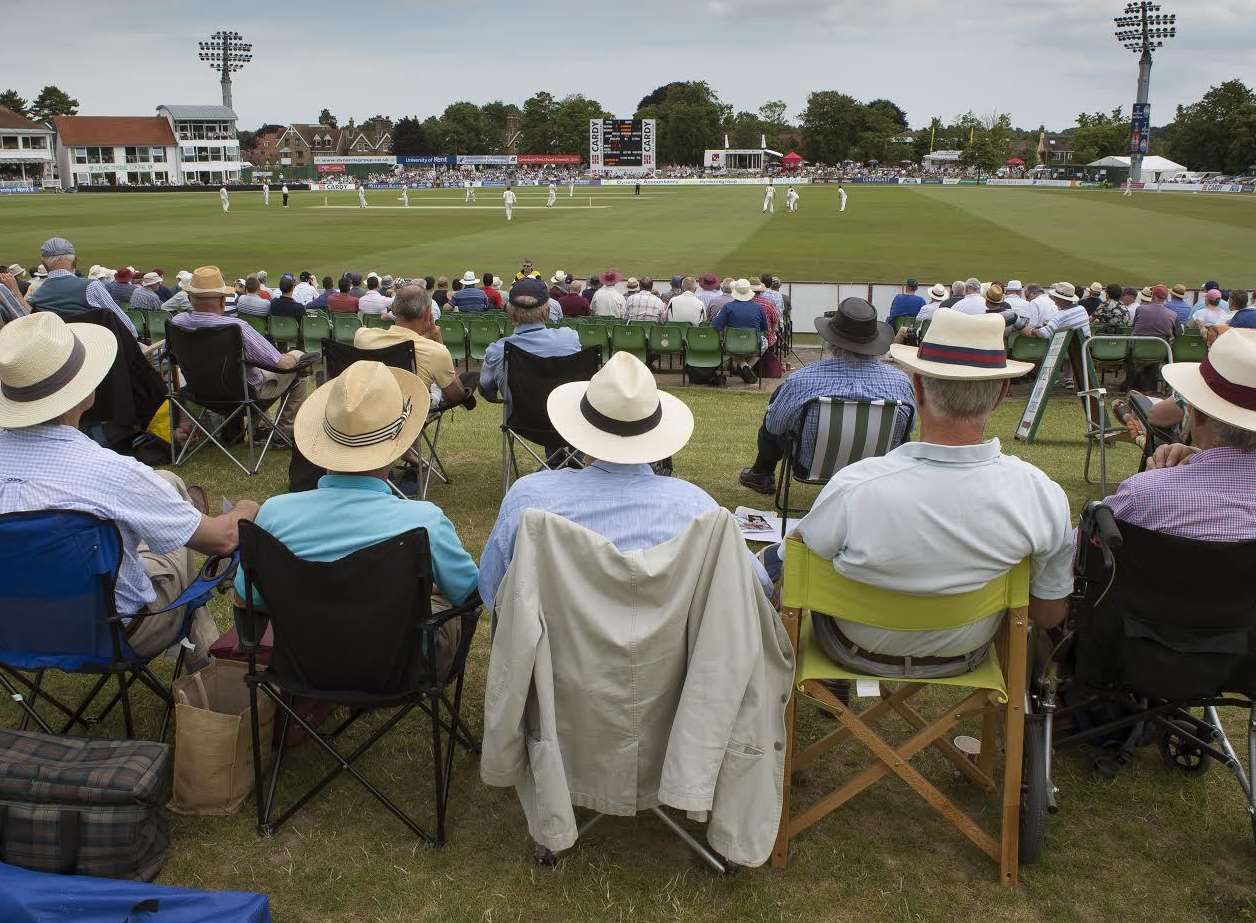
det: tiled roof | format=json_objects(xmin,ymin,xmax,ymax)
[
  {"xmin": 0, "ymin": 106, "xmax": 49, "ymax": 131},
  {"xmin": 54, "ymin": 116, "xmax": 177, "ymax": 146}
]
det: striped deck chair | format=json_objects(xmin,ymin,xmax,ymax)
[{"xmin": 774, "ymin": 398, "xmax": 901, "ymax": 532}]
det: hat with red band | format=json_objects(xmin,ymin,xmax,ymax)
[
  {"xmin": 1161, "ymin": 329, "xmax": 1256, "ymax": 432},
  {"xmin": 889, "ymin": 308, "xmax": 1034, "ymax": 381}
]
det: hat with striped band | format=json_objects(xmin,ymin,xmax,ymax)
[
  {"xmin": 294, "ymin": 361, "xmax": 430, "ymax": 472},
  {"xmin": 889, "ymin": 308, "xmax": 1034, "ymax": 381},
  {"xmin": 1161, "ymin": 328, "xmax": 1256, "ymax": 433}
]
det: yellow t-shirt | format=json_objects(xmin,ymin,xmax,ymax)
[{"xmin": 352, "ymin": 326, "xmax": 456, "ymax": 390}]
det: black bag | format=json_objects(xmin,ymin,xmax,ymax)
[{"xmin": 0, "ymin": 728, "xmax": 171, "ymax": 881}]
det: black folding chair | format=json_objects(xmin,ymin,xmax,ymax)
[
  {"xmin": 499, "ymin": 343, "xmax": 601, "ymax": 492},
  {"xmin": 238, "ymin": 521, "xmax": 481, "ymax": 845},
  {"xmin": 0, "ymin": 510, "xmax": 237, "ymax": 741},
  {"xmin": 321, "ymin": 337, "xmax": 456, "ymax": 499},
  {"xmin": 164, "ymin": 323, "xmax": 316, "ymax": 476}
]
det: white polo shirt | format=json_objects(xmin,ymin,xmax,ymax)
[
  {"xmin": 950, "ymin": 294, "xmax": 988, "ymax": 315},
  {"xmin": 792, "ymin": 439, "xmax": 1073, "ymax": 657},
  {"xmin": 357, "ymin": 290, "xmax": 394, "ymax": 316}
]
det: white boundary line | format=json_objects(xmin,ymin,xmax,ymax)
[{"xmin": 315, "ymin": 204, "xmax": 614, "ymax": 210}]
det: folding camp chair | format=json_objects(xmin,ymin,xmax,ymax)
[
  {"xmin": 238, "ymin": 521, "xmax": 481, "ymax": 845},
  {"xmin": 322, "ymin": 337, "xmax": 455, "ymax": 499},
  {"xmin": 0, "ymin": 510, "xmax": 237, "ymax": 741},
  {"xmin": 499, "ymin": 342, "xmax": 601, "ymax": 492},
  {"xmin": 773, "ymin": 537, "xmax": 1030, "ymax": 887},
  {"xmin": 774, "ymin": 398, "xmax": 902, "ymax": 534},
  {"xmin": 164, "ymin": 323, "xmax": 316, "ymax": 477}
]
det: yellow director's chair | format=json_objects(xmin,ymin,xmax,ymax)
[{"xmin": 772, "ymin": 537, "xmax": 1030, "ymax": 887}]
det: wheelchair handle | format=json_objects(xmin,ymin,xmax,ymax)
[{"xmin": 1093, "ymin": 504, "xmax": 1123, "ymax": 551}]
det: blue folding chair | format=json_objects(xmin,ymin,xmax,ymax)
[{"xmin": 0, "ymin": 511, "xmax": 237, "ymax": 741}]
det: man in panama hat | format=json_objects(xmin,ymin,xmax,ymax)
[{"xmin": 0, "ymin": 311, "xmax": 259, "ymax": 660}]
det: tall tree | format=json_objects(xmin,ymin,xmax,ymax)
[
  {"xmin": 1163, "ymin": 79, "xmax": 1256, "ymax": 173},
  {"xmin": 29, "ymin": 85, "xmax": 78, "ymax": 122},
  {"xmin": 634, "ymin": 81, "xmax": 725, "ymax": 165},
  {"xmin": 959, "ymin": 112, "xmax": 1013, "ymax": 177},
  {"xmin": 0, "ymin": 90, "xmax": 28, "ymax": 116},
  {"xmin": 318, "ymin": 108, "xmax": 338, "ymax": 128},
  {"xmin": 434, "ymin": 101, "xmax": 491, "ymax": 154},
  {"xmin": 552, "ymin": 95, "xmax": 610, "ymax": 155},
  {"xmin": 799, "ymin": 91, "xmax": 864, "ymax": 164},
  {"xmin": 520, "ymin": 91, "xmax": 558, "ymax": 153},
  {"xmin": 1070, "ymin": 108, "xmax": 1128, "ymax": 166},
  {"xmin": 866, "ymin": 98, "xmax": 909, "ymax": 130},
  {"xmin": 391, "ymin": 116, "xmax": 432, "ymax": 156}
]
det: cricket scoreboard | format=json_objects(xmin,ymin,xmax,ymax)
[{"xmin": 588, "ymin": 119, "xmax": 656, "ymax": 174}]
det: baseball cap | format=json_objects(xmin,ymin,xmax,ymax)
[
  {"xmin": 671, "ymin": 275, "xmax": 684, "ymax": 288},
  {"xmin": 1206, "ymin": 288, "xmax": 1223, "ymax": 302},
  {"xmin": 508, "ymin": 277, "xmax": 550, "ymax": 307},
  {"xmin": 40, "ymin": 237, "xmax": 74, "ymax": 259},
  {"xmin": 905, "ymin": 278, "xmax": 918, "ymax": 287}
]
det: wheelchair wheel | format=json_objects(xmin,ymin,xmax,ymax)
[
  {"xmin": 1019, "ymin": 714, "xmax": 1049, "ymax": 864},
  {"xmin": 1159, "ymin": 720, "xmax": 1213, "ymax": 777}
]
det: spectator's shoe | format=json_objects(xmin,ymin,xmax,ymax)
[
  {"xmin": 738, "ymin": 364, "xmax": 758, "ymax": 385},
  {"xmin": 738, "ymin": 468, "xmax": 775, "ymax": 495}
]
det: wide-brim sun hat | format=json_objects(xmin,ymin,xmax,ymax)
[
  {"xmin": 600, "ymin": 270, "xmax": 623, "ymax": 286},
  {"xmin": 815, "ymin": 297, "xmax": 894, "ymax": 356},
  {"xmin": 731, "ymin": 278, "xmax": 755, "ymax": 301},
  {"xmin": 0, "ymin": 312, "xmax": 117, "ymax": 428},
  {"xmin": 547, "ymin": 351, "xmax": 694, "ymax": 465},
  {"xmin": 184, "ymin": 265, "xmax": 236, "ymax": 296},
  {"xmin": 889, "ymin": 309, "xmax": 1034, "ymax": 381},
  {"xmin": 929, "ymin": 283, "xmax": 949, "ymax": 300},
  {"xmin": 460, "ymin": 271, "xmax": 478, "ymax": 286},
  {"xmin": 1047, "ymin": 281, "xmax": 1080, "ymax": 304},
  {"xmin": 1161, "ymin": 329, "xmax": 1256, "ymax": 433},
  {"xmin": 294, "ymin": 361, "xmax": 431, "ymax": 473},
  {"xmin": 550, "ymin": 271, "xmax": 566, "ymax": 286}
]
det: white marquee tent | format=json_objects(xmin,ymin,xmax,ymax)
[{"xmin": 1087, "ymin": 155, "xmax": 1187, "ymax": 181}]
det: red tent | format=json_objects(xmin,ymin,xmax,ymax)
[
  {"xmin": 781, "ymin": 151, "xmax": 805, "ymax": 170},
  {"xmin": 1005, "ymin": 157, "xmax": 1025, "ymax": 166}
]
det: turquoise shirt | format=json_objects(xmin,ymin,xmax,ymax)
[{"xmin": 234, "ymin": 475, "xmax": 479, "ymax": 609}]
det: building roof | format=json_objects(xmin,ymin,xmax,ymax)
[
  {"xmin": 0, "ymin": 106, "xmax": 51, "ymax": 132},
  {"xmin": 54, "ymin": 116, "xmax": 177, "ymax": 146},
  {"xmin": 157, "ymin": 104, "xmax": 237, "ymax": 121}
]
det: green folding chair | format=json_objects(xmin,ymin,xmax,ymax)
[
  {"xmin": 648, "ymin": 324, "xmax": 686, "ymax": 370},
  {"xmin": 438, "ymin": 316, "xmax": 469, "ymax": 369},
  {"xmin": 723, "ymin": 326, "xmax": 763, "ymax": 389},
  {"xmin": 682, "ymin": 326, "xmax": 723, "ymax": 384},
  {"xmin": 1171, "ymin": 333, "xmax": 1207, "ymax": 363},
  {"xmin": 468, "ymin": 316, "xmax": 503, "ymax": 363},
  {"xmin": 331, "ymin": 312, "xmax": 362, "ymax": 344},
  {"xmin": 610, "ymin": 324, "xmax": 648, "ymax": 363},
  {"xmin": 268, "ymin": 315, "xmax": 301, "ymax": 349},
  {"xmin": 300, "ymin": 311, "xmax": 331, "ymax": 354}
]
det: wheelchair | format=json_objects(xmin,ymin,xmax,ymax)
[{"xmin": 1019, "ymin": 501, "xmax": 1256, "ymax": 863}]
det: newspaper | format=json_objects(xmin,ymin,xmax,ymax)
[{"xmin": 733, "ymin": 506, "xmax": 793, "ymax": 544}]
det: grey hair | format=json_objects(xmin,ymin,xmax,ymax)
[
  {"xmin": 920, "ymin": 376, "xmax": 1005, "ymax": 422},
  {"xmin": 827, "ymin": 345, "xmax": 878, "ymax": 362},
  {"xmin": 681, "ymin": 276, "xmax": 697, "ymax": 292},
  {"xmin": 721, "ymin": 277, "xmax": 734, "ymax": 294},
  {"xmin": 951, "ymin": 280, "xmax": 965, "ymax": 296},
  {"xmin": 1211, "ymin": 419, "xmax": 1256, "ymax": 453},
  {"xmin": 964, "ymin": 277, "xmax": 981, "ymax": 294},
  {"xmin": 1025, "ymin": 283, "xmax": 1044, "ymax": 297},
  {"xmin": 390, "ymin": 284, "xmax": 431, "ymax": 321}
]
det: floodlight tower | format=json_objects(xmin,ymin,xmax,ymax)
[
  {"xmin": 1114, "ymin": 3, "xmax": 1176, "ymax": 187},
  {"xmin": 198, "ymin": 30, "xmax": 253, "ymax": 111}
]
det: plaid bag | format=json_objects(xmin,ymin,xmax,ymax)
[{"xmin": 0, "ymin": 727, "xmax": 170, "ymax": 881}]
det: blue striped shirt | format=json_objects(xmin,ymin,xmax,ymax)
[
  {"xmin": 764, "ymin": 356, "xmax": 916, "ymax": 469},
  {"xmin": 478, "ymin": 462, "xmax": 772, "ymax": 611}
]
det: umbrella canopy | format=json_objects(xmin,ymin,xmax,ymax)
[
  {"xmin": 780, "ymin": 151, "xmax": 805, "ymax": 170},
  {"xmin": 1006, "ymin": 157, "xmax": 1025, "ymax": 165}
]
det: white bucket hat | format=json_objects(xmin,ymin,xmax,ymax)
[
  {"xmin": 1005, "ymin": 280, "xmax": 1023, "ymax": 293},
  {"xmin": 294, "ymin": 361, "xmax": 431, "ymax": 473},
  {"xmin": 460, "ymin": 270, "xmax": 478, "ymax": 286},
  {"xmin": 550, "ymin": 270, "xmax": 567, "ymax": 286},
  {"xmin": 547, "ymin": 352, "xmax": 694, "ymax": 464},
  {"xmin": 889, "ymin": 309, "xmax": 1034, "ymax": 381},
  {"xmin": 731, "ymin": 278, "xmax": 755, "ymax": 302},
  {"xmin": 1047, "ymin": 281, "xmax": 1080, "ymax": 304},
  {"xmin": 0, "ymin": 312, "xmax": 117, "ymax": 428},
  {"xmin": 1161, "ymin": 329, "xmax": 1256, "ymax": 433}
]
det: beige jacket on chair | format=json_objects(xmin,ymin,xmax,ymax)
[{"xmin": 480, "ymin": 508, "xmax": 794, "ymax": 867}]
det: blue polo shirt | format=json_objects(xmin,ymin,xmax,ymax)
[
  {"xmin": 711, "ymin": 299, "xmax": 767, "ymax": 334},
  {"xmin": 1166, "ymin": 297, "xmax": 1193, "ymax": 326},
  {"xmin": 1228, "ymin": 309, "xmax": 1256, "ymax": 329},
  {"xmin": 234, "ymin": 475, "xmax": 479, "ymax": 609},
  {"xmin": 887, "ymin": 293, "xmax": 926, "ymax": 321},
  {"xmin": 450, "ymin": 287, "xmax": 491, "ymax": 312}
]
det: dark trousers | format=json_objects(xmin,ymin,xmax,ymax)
[
  {"xmin": 282, "ymin": 194, "xmax": 289, "ymax": 207},
  {"xmin": 751, "ymin": 423, "xmax": 787, "ymax": 474}
]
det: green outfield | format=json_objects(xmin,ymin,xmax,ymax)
[{"xmin": 2, "ymin": 184, "xmax": 1254, "ymax": 287}]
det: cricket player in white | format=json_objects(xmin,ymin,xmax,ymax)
[
  {"xmin": 838, "ymin": 183, "xmax": 848, "ymax": 212},
  {"xmin": 762, "ymin": 183, "xmax": 775, "ymax": 214},
  {"xmin": 400, "ymin": 186, "xmax": 409, "ymax": 207},
  {"xmin": 465, "ymin": 180, "xmax": 476, "ymax": 204},
  {"xmin": 786, "ymin": 186, "xmax": 799, "ymax": 213},
  {"xmin": 546, "ymin": 183, "xmax": 557, "ymax": 208},
  {"xmin": 281, "ymin": 184, "xmax": 289, "ymax": 207},
  {"xmin": 220, "ymin": 186, "xmax": 230, "ymax": 213},
  {"xmin": 262, "ymin": 182, "xmax": 270, "ymax": 206},
  {"xmin": 503, "ymin": 186, "xmax": 516, "ymax": 221},
  {"xmin": 358, "ymin": 184, "xmax": 367, "ymax": 208},
  {"xmin": 568, "ymin": 178, "xmax": 575, "ymax": 197},
  {"xmin": 1123, "ymin": 182, "xmax": 1133, "ymax": 198}
]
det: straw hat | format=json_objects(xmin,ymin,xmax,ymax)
[
  {"xmin": 928, "ymin": 283, "xmax": 948, "ymax": 301},
  {"xmin": 1137, "ymin": 286, "xmax": 1153, "ymax": 303},
  {"xmin": 0, "ymin": 312, "xmax": 117, "ymax": 428},
  {"xmin": 550, "ymin": 270, "xmax": 567, "ymax": 286},
  {"xmin": 889, "ymin": 309, "xmax": 1034, "ymax": 381},
  {"xmin": 294, "ymin": 361, "xmax": 431, "ymax": 472},
  {"xmin": 1171, "ymin": 283, "xmax": 1188, "ymax": 299},
  {"xmin": 1087, "ymin": 282, "xmax": 1104, "ymax": 297},
  {"xmin": 1047, "ymin": 282, "xmax": 1079, "ymax": 304},
  {"xmin": 460, "ymin": 270, "xmax": 478, "ymax": 286},
  {"xmin": 730, "ymin": 278, "xmax": 755, "ymax": 302},
  {"xmin": 547, "ymin": 352, "xmax": 694, "ymax": 464},
  {"xmin": 625, "ymin": 277, "xmax": 641, "ymax": 292},
  {"xmin": 985, "ymin": 283, "xmax": 1005, "ymax": 306},
  {"xmin": 1161, "ymin": 329, "xmax": 1256, "ymax": 433},
  {"xmin": 184, "ymin": 265, "xmax": 235, "ymax": 296}
]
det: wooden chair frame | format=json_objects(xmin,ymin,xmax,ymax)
[{"xmin": 772, "ymin": 548, "xmax": 1030, "ymax": 888}]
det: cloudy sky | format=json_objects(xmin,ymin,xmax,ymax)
[{"xmin": 4, "ymin": 0, "xmax": 1250, "ymax": 131}]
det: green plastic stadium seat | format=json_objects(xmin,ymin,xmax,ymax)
[
  {"xmin": 1089, "ymin": 338, "xmax": 1128, "ymax": 362},
  {"xmin": 1131, "ymin": 338, "xmax": 1171, "ymax": 364},
  {"xmin": 610, "ymin": 324, "xmax": 649, "ymax": 363},
  {"xmin": 241, "ymin": 314, "xmax": 269, "ymax": 337},
  {"xmin": 300, "ymin": 311, "xmax": 331, "ymax": 354},
  {"xmin": 893, "ymin": 316, "xmax": 918, "ymax": 331},
  {"xmin": 468, "ymin": 316, "xmax": 503, "ymax": 362},
  {"xmin": 124, "ymin": 307, "xmax": 147, "ymax": 340},
  {"xmin": 722, "ymin": 327, "xmax": 763, "ymax": 389},
  {"xmin": 268, "ymin": 315, "xmax": 300, "ymax": 347},
  {"xmin": 576, "ymin": 323, "xmax": 610, "ymax": 355},
  {"xmin": 648, "ymin": 324, "xmax": 686, "ymax": 369},
  {"xmin": 144, "ymin": 309, "xmax": 172, "ymax": 343},
  {"xmin": 437, "ymin": 316, "xmax": 468, "ymax": 368},
  {"xmin": 682, "ymin": 326, "xmax": 723, "ymax": 384},
  {"xmin": 1171, "ymin": 333, "xmax": 1207, "ymax": 363},
  {"xmin": 331, "ymin": 312, "xmax": 363, "ymax": 344},
  {"xmin": 1009, "ymin": 334, "xmax": 1049, "ymax": 364}
]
